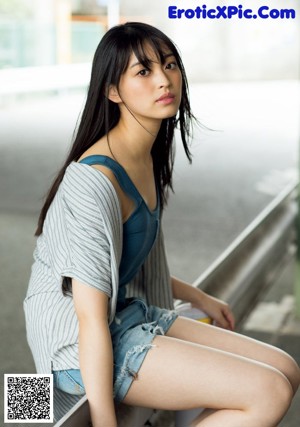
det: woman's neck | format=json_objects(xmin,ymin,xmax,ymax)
[{"xmin": 108, "ymin": 112, "xmax": 162, "ymax": 165}]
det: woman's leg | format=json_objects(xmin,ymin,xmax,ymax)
[
  {"xmin": 123, "ymin": 334, "xmax": 293, "ymax": 427},
  {"xmin": 167, "ymin": 317, "xmax": 300, "ymax": 395}
]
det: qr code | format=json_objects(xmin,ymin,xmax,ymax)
[{"xmin": 4, "ymin": 374, "xmax": 53, "ymax": 423}]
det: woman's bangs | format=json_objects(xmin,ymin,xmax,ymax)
[{"xmin": 130, "ymin": 36, "xmax": 175, "ymax": 69}]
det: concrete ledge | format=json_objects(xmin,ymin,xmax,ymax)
[
  {"xmin": 54, "ymin": 394, "xmax": 154, "ymax": 427},
  {"xmin": 243, "ymin": 295, "xmax": 295, "ymax": 333}
]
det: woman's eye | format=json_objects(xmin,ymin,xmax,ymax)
[
  {"xmin": 166, "ymin": 62, "xmax": 177, "ymax": 70},
  {"xmin": 138, "ymin": 69, "xmax": 150, "ymax": 76}
]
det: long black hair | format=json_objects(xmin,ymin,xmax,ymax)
[{"xmin": 35, "ymin": 22, "xmax": 195, "ymax": 236}]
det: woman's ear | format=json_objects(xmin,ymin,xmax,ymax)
[{"xmin": 107, "ymin": 85, "xmax": 122, "ymax": 104}]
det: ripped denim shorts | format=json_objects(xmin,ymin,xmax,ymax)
[{"xmin": 52, "ymin": 297, "xmax": 178, "ymax": 402}]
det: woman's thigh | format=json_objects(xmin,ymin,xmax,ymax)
[
  {"xmin": 166, "ymin": 316, "xmax": 300, "ymax": 394},
  {"xmin": 123, "ymin": 333, "xmax": 291, "ymax": 415}
]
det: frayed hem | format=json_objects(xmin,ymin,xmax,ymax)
[
  {"xmin": 113, "ymin": 343, "xmax": 155, "ymax": 397},
  {"xmin": 161, "ymin": 310, "xmax": 177, "ymax": 323}
]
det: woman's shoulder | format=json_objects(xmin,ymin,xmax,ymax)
[
  {"xmin": 60, "ymin": 162, "xmax": 122, "ymax": 231},
  {"xmin": 61, "ymin": 162, "xmax": 119, "ymax": 218},
  {"xmin": 64, "ymin": 161, "xmax": 117, "ymax": 198}
]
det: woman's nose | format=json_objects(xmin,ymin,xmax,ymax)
[{"xmin": 157, "ymin": 70, "xmax": 171, "ymax": 88}]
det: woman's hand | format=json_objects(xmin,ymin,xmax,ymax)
[
  {"xmin": 171, "ymin": 276, "xmax": 235, "ymax": 331},
  {"xmin": 193, "ymin": 293, "xmax": 235, "ymax": 331}
]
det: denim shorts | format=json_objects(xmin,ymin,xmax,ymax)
[{"xmin": 53, "ymin": 298, "xmax": 178, "ymax": 402}]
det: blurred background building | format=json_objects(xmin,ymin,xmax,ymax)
[{"xmin": 0, "ymin": 0, "xmax": 298, "ymax": 81}]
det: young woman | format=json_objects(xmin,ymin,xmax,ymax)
[{"xmin": 24, "ymin": 22, "xmax": 299, "ymax": 427}]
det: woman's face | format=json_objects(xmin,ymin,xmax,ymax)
[{"xmin": 116, "ymin": 45, "xmax": 182, "ymax": 123}]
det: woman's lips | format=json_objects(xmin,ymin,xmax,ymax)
[{"xmin": 156, "ymin": 93, "xmax": 175, "ymax": 105}]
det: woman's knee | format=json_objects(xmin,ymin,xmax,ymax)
[
  {"xmin": 251, "ymin": 368, "xmax": 293, "ymax": 425},
  {"xmin": 273, "ymin": 347, "xmax": 300, "ymax": 394},
  {"xmin": 283, "ymin": 353, "xmax": 300, "ymax": 394}
]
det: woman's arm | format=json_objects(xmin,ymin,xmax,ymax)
[
  {"xmin": 72, "ymin": 279, "xmax": 117, "ymax": 427},
  {"xmin": 171, "ymin": 276, "xmax": 235, "ymax": 331}
]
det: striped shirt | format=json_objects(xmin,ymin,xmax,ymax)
[{"xmin": 23, "ymin": 162, "xmax": 174, "ymax": 376}]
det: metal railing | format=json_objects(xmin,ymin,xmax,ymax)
[{"xmin": 194, "ymin": 180, "xmax": 297, "ymax": 323}]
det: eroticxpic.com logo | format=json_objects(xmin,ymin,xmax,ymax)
[{"xmin": 167, "ymin": 1, "xmax": 297, "ymax": 20}]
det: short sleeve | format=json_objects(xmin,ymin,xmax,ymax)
[{"xmin": 61, "ymin": 166, "xmax": 114, "ymax": 298}]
